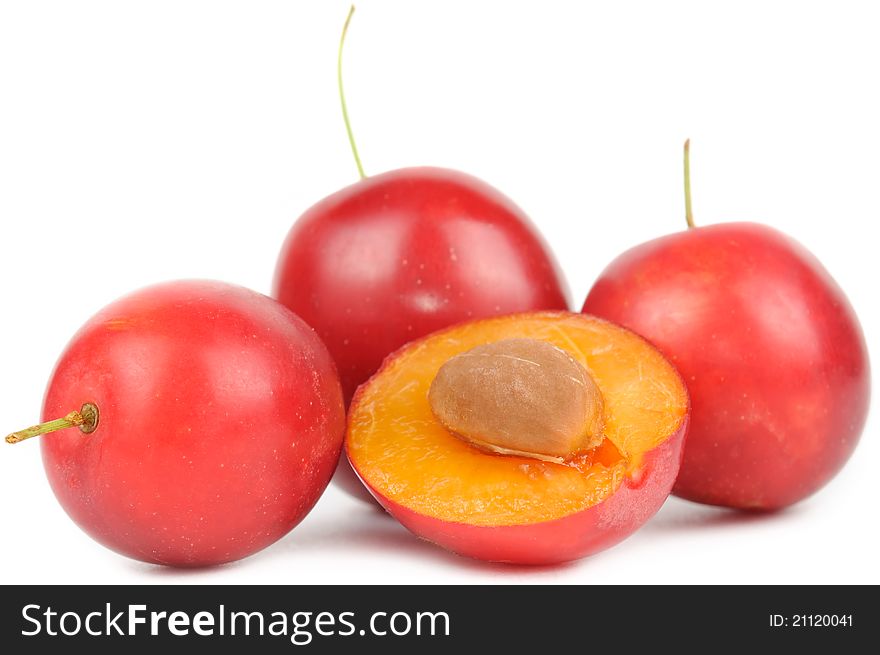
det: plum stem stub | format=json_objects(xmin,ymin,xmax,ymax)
[
  {"xmin": 684, "ymin": 138, "xmax": 696, "ymax": 229},
  {"xmin": 5, "ymin": 403, "xmax": 99, "ymax": 445}
]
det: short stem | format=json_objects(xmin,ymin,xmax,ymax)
[
  {"xmin": 5, "ymin": 403, "xmax": 99, "ymax": 445},
  {"xmin": 684, "ymin": 138, "xmax": 695, "ymax": 229},
  {"xmin": 339, "ymin": 5, "xmax": 366, "ymax": 180}
]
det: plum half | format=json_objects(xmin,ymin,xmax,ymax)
[{"xmin": 346, "ymin": 312, "xmax": 689, "ymax": 565}]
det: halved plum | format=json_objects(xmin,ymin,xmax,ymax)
[{"xmin": 346, "ymin": 312, "xmax": 689, "ymax": 565}]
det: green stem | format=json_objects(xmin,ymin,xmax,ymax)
[
  {"xmin": 684, "ymin": 138, "xmax": 695, "ymax": 229},
  {"xmin": 339, "ymin": 5, "xmax": 366, "ymax": 179},
  {"xmin": 5, "ymin": 403, "xmax": 99, "ymax": 445}
]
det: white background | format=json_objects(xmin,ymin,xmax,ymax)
[{"xmin": 1, "ymin": 0, "xmax": 877, "ymax": 584}]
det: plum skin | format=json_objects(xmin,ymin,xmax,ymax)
[
  {"xmin": 583, "ymin": 222, "xmax": 870, "ymax": 510},
  {"xmin": 273, "ymin": 166, "xmax": 569, "ymax": 405},
  {"xmin": 41, "ymin": 280, "xmax": 346, "ymax": 566}
]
